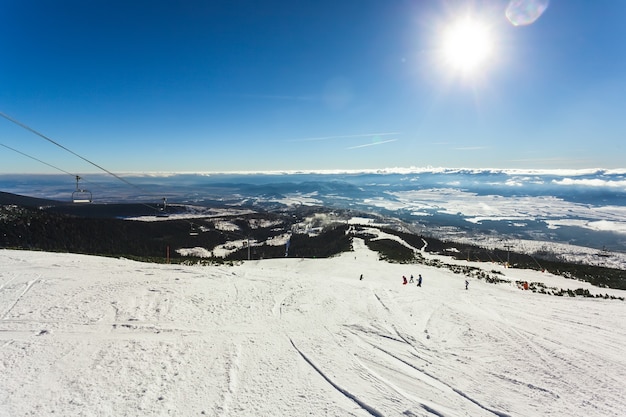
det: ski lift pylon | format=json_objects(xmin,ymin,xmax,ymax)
[{"xmin": 72, "ymin": 175, "xmax": 92, "ymax": 203}]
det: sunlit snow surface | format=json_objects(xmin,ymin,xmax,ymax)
[{"xmin": 1, "ymin": 237, "xmax": 625, "ymax": 416}]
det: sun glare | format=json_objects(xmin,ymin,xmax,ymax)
[{"xmin": 441, "ymin": 18, "xmax": 493, "ymax": 75}]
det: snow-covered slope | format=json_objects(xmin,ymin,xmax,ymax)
[{"xmin": 1, "ymin": 242, "xmax": 625, "ymax": 416}]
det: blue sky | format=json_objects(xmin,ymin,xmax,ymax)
[{"xmin": 1, "ymin": 0, "xmax": 625, "ymax": 174}]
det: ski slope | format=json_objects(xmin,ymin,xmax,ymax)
[{"xmin": 1, "ymin": 240, "xmax": 625, "ymax": 416}]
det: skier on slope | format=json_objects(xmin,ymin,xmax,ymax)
[
  {"xmin": 465, "ymin": 279, "xmax": 469, "ymax": 290},
  {"xmin": 402, "ymin": 275, "xmax": 408, "ymax": 285},
  {"xmin": 409, "ymin": 274, "xmax": 414, "ymax": 283},
  {"xmin": 417, "ymin": 274, "xmax": 422, "ymax": 287}
]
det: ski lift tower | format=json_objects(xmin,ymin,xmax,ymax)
[{"xmin": 503, "ymin": 243, "xmax": 513, "ymax": 268}]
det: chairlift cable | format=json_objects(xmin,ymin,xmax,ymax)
[
  {"xmin": 0, "ymin": 142, "xmax": 77, "ymax": 177},
  {"xmin": 0, "ymin": 141, "xmax": 104, "ymax": 193},
  {"xmin": 1, "ymin": 118, "xmax": 209, "ymax": 242},
  {"xmin": 1, "ymin": 111, "xmax": 140, "ymax": 191},
  {"xmin": 2, "ymin": 136, "xmax": 238, "ymax": 247},
  {"xmin": 0, "ymin": 111, "xmax": 169, "ymax": 212},
  {"xmin": 1, "ymin": 128, "xmax": 186, "ymax": 219},
  {"xmin": 528, "ymin": 252, "xmax": 544, "ymax": 271},
  {"xmin": 0, "ymin": 113, "xmax": 222, "ymax": 235}
]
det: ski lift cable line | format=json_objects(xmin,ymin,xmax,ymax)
[
  {"xmin": 0, "ymin": 111, "xmax": 138, "ymax": 191},
  {"xmin": 0, "ymin": 121, "xmax": 211, "ymax": 234},
  {"xmin": 1, "ymin": 141, "xmax": 119, "ymax": 205},
  {"xmin": 1, "ymin": 136, "xmax": 202, "ymax": 227},
  {"xmin": 1, "ymin": 141, "xmax": 131, "ymax": 203},
  {"xmin": 0, "ymin": 121, "xmax": 210, "ymax": 233},
  {"xmin": 0, "ymin": 112, "xmax": 167, "ymax": 213},
  {"xmin": 0, "ymin": 142, "xmax": 77, "ymax": 177},
  {"xmin": 1, "ymin": 136, "xmax": 233, "ymax": 239},
  {"xmin": 0, "ymin": 112, "xmax": 166, "ymax": 199}
]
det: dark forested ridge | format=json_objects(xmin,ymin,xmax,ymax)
[
  {"xmin": 2, "ymin": 191, "xmax": 625, "ymax": 290},
  {"xmin": 0, "ymin": 191, "xmax": 59, "ymax": 207}
]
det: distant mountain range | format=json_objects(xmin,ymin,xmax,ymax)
[
  {"xmin": 2, "ymin": 187, "xmax": 626, "ymax": 289},
  {"xmin": 2, "ymin": 170, "xmax": 625, "ymax": 253}
]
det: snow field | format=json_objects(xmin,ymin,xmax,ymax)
[{"xmin": 1, "ymin": 240, "xmax": 625, "ymax": 416}]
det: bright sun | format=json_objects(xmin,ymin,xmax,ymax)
[{"xmin": 441, "ymin": 18, "xmax": 493, "ymax": 75}]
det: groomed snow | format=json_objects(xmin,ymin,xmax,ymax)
[{"xmin": 1, "ymin": 242, "xmax": 625, "ymax": 416}]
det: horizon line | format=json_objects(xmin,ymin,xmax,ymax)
[{"xmin": 2, "ymin": 166, "xmax": 626, "ymax": 177}]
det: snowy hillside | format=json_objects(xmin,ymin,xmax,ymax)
[{"xmin": 1, "ymin": 239, "xmax": 625, "ymax": 416}]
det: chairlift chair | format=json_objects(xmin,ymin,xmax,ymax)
[
  {"xmin": 72, "ymin": 175, "xmax": 92, "ymax": 203},
  {"xmin": 156, "ymin": 197, "xmax": 169, "ymax": 217}
]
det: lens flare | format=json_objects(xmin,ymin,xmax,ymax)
[{"xmin": 505, "ymin": 0, "xmax": 549, "ymax": 26}]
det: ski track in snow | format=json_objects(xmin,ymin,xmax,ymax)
[
  {"xmin": 346, "ymin": 314, "xmax": 510, "ymax": 416},
  {"xmin": 1, "ymin": 273, "xmax": 41, "ymax": 320},
  {"xmin": 1, "ymin": 238, "xmax": 626, "ymax": 416},
  {"xmin": 289, "ymin": 338, "xmax": 384, "ymax": 417}
]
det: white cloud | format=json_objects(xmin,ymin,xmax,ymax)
[{"xmin": 553, "ymin": 178, "xmax": 626, "ymax": 189}]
